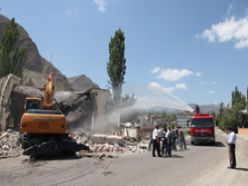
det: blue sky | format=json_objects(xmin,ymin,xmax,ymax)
[{"xmin": 1, "ymin": 0, "xmax": 248, "ymax": 108}]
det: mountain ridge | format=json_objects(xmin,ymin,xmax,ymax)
[{"xmin": 0, "ymin": 14, "xmax": 97, "ymax": 92}]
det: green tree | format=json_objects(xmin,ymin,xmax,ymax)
[
  {"xmin": 161, "ymin": 111, "xmax": 176, "ymax": 123},
  {"xmin": 121, "ymin": 93, "xmax": 136, "ymax": 107},
  {"xmin": 0, "ymin": 18, "xmax": 26, "ymax": 78},
  {"xmin": 161, "ymin": 111, "xmax": 167, "ymax": 119},
  {"xmin": 246, "ymin": 87, "xmax": 248, "ymax": 111},
  {"xmin": 221, "ymin": 87, "xmax": 247, "ymax": 131},
  {"xmin": 219, "ymin": 102, "xmax": 224, "ymax": 117},
  {"xmin": 231, "ymin": 86, "xmax": 246, "ymax": 110},
  {"xmin": 107, "ymin": 29, "xmax": 126, "ymax": 104}
]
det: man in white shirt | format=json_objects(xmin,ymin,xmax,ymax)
[
  {"xmin": 152, "ymin": 125, "xmax": 161, "ymax": 157},
  {"xmin": 227, "ymin": 127, "xmax": 237, "ymax": 169}
]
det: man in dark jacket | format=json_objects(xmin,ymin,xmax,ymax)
[{"xmin": 165, "ymin": 126, "xmax": 172, "ymax": 157}]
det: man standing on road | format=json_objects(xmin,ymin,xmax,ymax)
[
  {"xmin": 178, "ymin": 126, "xmax": 187, "ymax": 150},
  {"xmin": 165, "ymin": 126, "xmax": 172, "ymax": 157},
  {"xmin": 171, "ymin": 126, "xmax": 177, "ymax": 151},
  {"xmin": 161, "ymin": 127, "xmax": 167, "ymax": 156},
  {"xmin": 227, "ymin": 127, "xmax": 237, "ymax": 169},
  {"xmin": 152, "ymin": 125, "xmax": 161, "ymax": 157}
]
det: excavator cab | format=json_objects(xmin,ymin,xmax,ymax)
[{"xmin": 24, "ymin": 97, "xmax": 42, "ymax": 112}]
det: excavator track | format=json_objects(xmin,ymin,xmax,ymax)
[{"xmin": 21, "ymin": 134, "xmax": 89, "ymax": 158}]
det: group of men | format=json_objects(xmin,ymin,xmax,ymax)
[
  {"xmin": 150, "ymin": 123, "xmax": 238, "ymax": 168},
  {"xmin": 151, "ymin": 125, "xmax": 187, "ymax": 157}
]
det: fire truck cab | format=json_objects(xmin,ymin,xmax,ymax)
[{"xmin": 190, "ymin": 113, "xmax": 215, "ymax": 145}]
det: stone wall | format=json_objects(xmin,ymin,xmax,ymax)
[{"xmin": 238, "ymin": 128, "xmax": 248, "ymax": 135}]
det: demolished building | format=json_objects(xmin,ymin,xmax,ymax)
[{"xmin": 0, "ymin": 73, "xmax": 111, "ymax": 132}]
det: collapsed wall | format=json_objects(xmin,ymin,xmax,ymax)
[
  {"xmin": 0, "ymin": 74, "xmax": 21, "ymax": 131},
  {"xmin": 54, "ymin": 91, "xmax": 94, "ymax": 131},
  {"xmin": 90, "ymin": 88, "xmax": 112, "ymax": 133}
]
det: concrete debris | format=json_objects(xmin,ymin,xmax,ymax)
[
  {"xmin": 89, "ymin": 143, "xmax": 126, "ymax": 153},
  {"xmin": 0, "ymin": 131, "xmax": 149, "ymax": 159},
  {"xmin": 138, "ymin": 140, "xmax": 149, "ymax": 149},
  {"xmin": 90, "ymin": 134, "xmax": 126, "ymax": 146},
  {"xmin": 0, "ymin": 131, "xmax": 22, "ymax": 158},
  {"xmin": 76, "ymin": 134, "xmax": 149, "ymax": 159},
  {"xmin": 69, "ymin": 132, "xmax": 90, "ymax": 145}
]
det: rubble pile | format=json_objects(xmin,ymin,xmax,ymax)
[
  {"xmin": 75, "ymin": 133, "xmax": 149, "ymax": 159},
  {"xmin": 78, "ymin": 142, "xmax": 148, "ymax": 159},
  {"xmin": 0, "ymin": 131, "xmax": 22, "ymax": 158},
  {"xmin": 90, "ymin": 134, "xmax": 126, "ymax": 145},
  {"xmin": 89, "ymin": 143, "xmax": 126, "ymax": 153},
  {"xmin": 0, "ymin": 131, "xmax": 149, "ymax": 159},
  {"xmin": 88, "ymin": 139, "xmax": 148, "ymax": 154},
  {"xmin": 124, "ymin": 140, "xmax": 149, "ymax": 154}
]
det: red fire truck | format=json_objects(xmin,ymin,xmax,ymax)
[{"xmin": 190, "ymin": 113, "xmax": 215, "ymax": 145}]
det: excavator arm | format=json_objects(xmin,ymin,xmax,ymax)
[{"xmin": 42, "ymin": 73, "xmax": 54, "ymax": 110}]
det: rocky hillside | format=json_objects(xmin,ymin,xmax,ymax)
[{"xmin": 0, "ymin": 15, "xmax": 98, "ymax": 91}]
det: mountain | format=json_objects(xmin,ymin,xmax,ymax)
[
  {"xmin": 189, "ymin": 103, "xmax": 220, "ymax": 114},
  {"xmin": 0, "ymin": 14, "xmax": 72, "ymax": 91}
]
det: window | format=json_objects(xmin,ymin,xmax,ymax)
[{"xmin": 191, "ymin": 118, "xmax": 214, "ymax": 128}]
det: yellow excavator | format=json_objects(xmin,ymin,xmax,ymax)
[{"xmin": 20, "ymin": 73, "xmax": 89, "ymax": 157}]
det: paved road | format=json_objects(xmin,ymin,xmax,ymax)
[{"xmin": 0, "ymin": 129, "xmax": 247, "ymax": 186}]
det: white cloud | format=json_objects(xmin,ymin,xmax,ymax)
[
  {"xmin": 94, "ymin": 0, "xmax": 108, "ymax": 12},
  {"xmin": 235, "ymin": 38, "xmax": 248, "ymax": 48},
  {"xmin": 227, "ymin": 1, "xmax": 236, "ymax": 17},
  {"xmin": 151, "ymin": 68, "xmax": 201, "ymax": 81},
  {"xmin": 148, "ymin": 82, "xmax": 174, "ymax": 94},
  {"xmin": 200, "ymin": 15, "xmax": 248, "ymax": 48},
  {"xmin": 175, "ymin": 83, "xmax": 187, "ymax": 90},
  {"xmin": 151, "ymin": 67, "xmax": 161, "ymax": 73},
  {"xmin": 160, "ymin": 69, "xmax": 193, "ymax": 81},
  {"xmin": 148, "ymin": 82, "xmax": 188, "ymax": 95},
  {"xmin": 208, "ymin": 90, "xmax": 215, "ymax": 94}
]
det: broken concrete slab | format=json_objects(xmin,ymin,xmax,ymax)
[
  {"xmin": 68, "ymin": 74, "xmax": 99, "ymax": 92},
  {"xmin": 90, "ymin": 134, "xmax": 126, "ymax": 146}
]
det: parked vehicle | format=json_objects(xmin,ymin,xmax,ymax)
[{"xmin": 190, "ymin": 113, "xmax": 215, "ymax": 145}]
